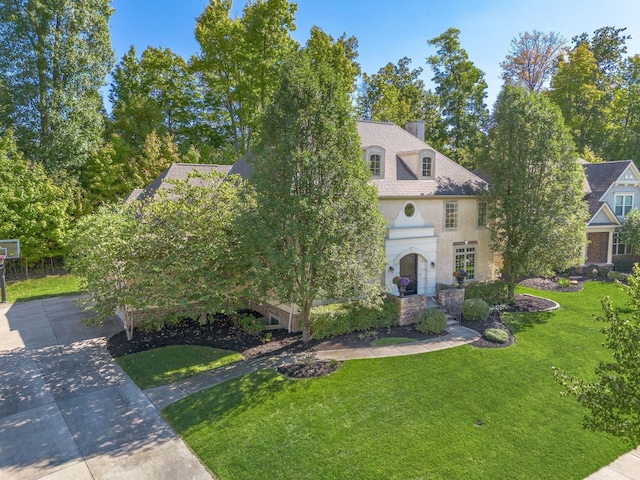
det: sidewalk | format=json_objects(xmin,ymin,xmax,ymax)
[{"xmin": 144, "ymin": 324, "xmax": 481, "ymax": 410}]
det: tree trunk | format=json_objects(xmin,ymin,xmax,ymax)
[{"xmin": 301, "ymin": 300, "xmax": 312, "ymax": 342}]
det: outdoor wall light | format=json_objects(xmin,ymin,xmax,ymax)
[
  {"xmin": 388, "ymin": 265, "xmax": 395, "ymax": 273},
  {"xmin": 430, "ymin": 261, "xmax": 436, "ymax": 268}
]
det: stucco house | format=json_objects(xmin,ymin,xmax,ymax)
[
  {"xmin": 356, "ymin": 120, "xmax": 494, "ymax": 297},
  {"xmin": 582, "ymin": 159, "xmax": 640, "ymax": 266}
]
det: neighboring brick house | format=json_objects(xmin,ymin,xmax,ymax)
[{"xmin": 582, "ymin": 159, "xmax": 640, "ymax": 266}]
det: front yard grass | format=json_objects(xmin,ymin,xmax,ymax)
[
  {"xmin": 116, "ymin": 345, "xmax": 243, "ymax": 389},
  {"xmin": 6, "ymin": 274, "xmax": 82, "ymax": 303},
  {"xmin": 370, "ymin": 336, "xmax": 416, "ymax": 346},
  {"xmin": 163, "ymin": 282, "xmax": 630, "ymax": 479}
]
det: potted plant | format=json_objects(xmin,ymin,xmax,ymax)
[
  {"xmin": 392, "ymin": 276, "xmax": 411, "ymax": 296},
  {"xmin": 453, "ymin": 269, "xmax": 467, "ymax": 288}
]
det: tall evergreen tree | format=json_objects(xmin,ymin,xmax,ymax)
[
  {"xmin": 427, "ymin": 27, "xmax": 488, "ymax": 168},
  {"xmin": 241, "ymin": 28, "xmax": 386, "ymax": 341},
  {"xmin": 484, "ymin": 85, "xmax": 588, "ymax": 297},
  {"xmin": 0, "ymin": 0, "xmax": 114, "ymax": 170}
]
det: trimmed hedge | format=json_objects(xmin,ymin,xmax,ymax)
[
  {"xmin": 607, "ymin": 270, "xmax": 627, "ymax": 282},
  {"xmin": 416, "ymin": 309, "xmax": 448, "ymax": 334},
  {"xmin": 462, "ymin": 298, "xmax": 491, "ymax": 322},
  {"xmin": 465, "ymin": 281, "xmax": 513, "ymax": 306},
  {"xmin": 613, "ymin": 260, "xmax": 637, "ymax": 273},
  {"xmin": 311, "ymin": 299, "xmax": 399, "ymax": 339}
]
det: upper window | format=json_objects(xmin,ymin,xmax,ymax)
[
  {"xmin": 477, "ymin": 201, "xmax": 487, "ymax": 227},
  {"xmin": 404, "ymin": 203, "xmax": 416, "ymax": 217},
  {"xmin": 445, "ymin": 202, "xmax": 459, "ymax": 229},
  {"xmin": 420, "ymin": 150, "xmax": 434, "ymax": 178},
  {"xmin": 365, "ymin": 146, "xmax": 385, "ymax": 178},
  {"xmin": 614, "ymin": 194, "xmax": 634, "ymax": 217},
  {"xmin": 370, "ymin": 153, "xmax": 381, "ymax": 176}
]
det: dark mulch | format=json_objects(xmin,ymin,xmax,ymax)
[{"xmin": 106, "ymin": 291, "xmax": 558, "ymax": 378}]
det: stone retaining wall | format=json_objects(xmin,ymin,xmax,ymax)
[{"xmin": 386, "ymin": 294, "xmax": 426, "ymax": 326}]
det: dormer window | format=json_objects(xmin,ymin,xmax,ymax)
[
  {"xmin": 420, "ymin": 150, "xmax": 435, "ymax": 178},
  {"xmin": 370, "ymin": 153, "xmax": 381, "ymax": 176},
  {"xmin": 365, "ymin": 146, "xmax": 385, "ymax": 178}
]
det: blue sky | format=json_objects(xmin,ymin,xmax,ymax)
[{"xmin": 109, "ymin": 0, "xmax": 640, "ymax": 109}]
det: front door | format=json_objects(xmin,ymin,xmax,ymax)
[{"xmin": 400, "ymin": 254, "xmax": 418, "ymax": 295}]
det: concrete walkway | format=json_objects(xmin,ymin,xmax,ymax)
[
  {"xmin": 144, "ymin": 324, "xmax": 481, "ymax": 410},
  {"xmin": 0, "ymin": 296, "xmax": 213, "ymax": 480}
]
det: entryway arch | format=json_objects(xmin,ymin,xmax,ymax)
[{"xmin": 399, "ymin": 253, "xmax": 418, "ymax": 295}]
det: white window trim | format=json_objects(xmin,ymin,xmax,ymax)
[
  {"xmin": 365, "ymin": 146, "xmax": 385, "ymax": 179},
  {"xmin": 419, "ymin": 149, "xmax": 435, "ymax": 179},
  {"xmin": 444, "ymin": 201, "xmax": 459, "ymax": 230},
  {"xmin": 614, "ymin": 193, "xmax": 634, "ymax": 217}
]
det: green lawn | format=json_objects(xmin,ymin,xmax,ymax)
[
  {"xmin": 163, "ymin": 282, "xmax": 631, "ymax": 479},
  {"xmin": 371, "ymin": 336, "xmax": 416, "ymax": 347},
  {"xmin": 5, "ymin": 274, "xmax": 82, "ymax": 303},
  {"xmin": 116, "ymin": 345, "xmax": 244, "ymax": 389}
]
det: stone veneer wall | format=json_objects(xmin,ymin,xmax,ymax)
[
  {"xmin": 386, "ymin": 294, "xmax": 426, "ymax": 326},
  {"xmin": 437, "ymin": 288, "xmax": 465, "ymax": 315}
]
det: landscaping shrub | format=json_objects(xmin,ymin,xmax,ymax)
[
  {"xmin": 597, "ymin": 266, "xmax": 610, "ymax": 277},
  {"xmin": 613, "ymin": 260, "xmax": 636, "ymax": 273},
  {"xmin": 557, "ymin": 277, "xmax": 570, "ymax": 288},
  {"xmin": 607, "ymin": 270, "xmax": 627, "ymax": 282},
  {"xmin": 584, "ymin": 264, "xmax": 600, "ymax": 279},
  {"xmin": 311, "ymin": 299, "xmax": 398, "ymax": 339},
  {"xmin": 416, "ymin": 309, "xmax": 447, "ymax": 334},
  {"xmin": 462, "ymin": 298, "xmax": 491, "ymax": 322},
  {"xmin": 464, "ymin": 281, "xmax": 513, "ymax": 306},
  {"xmin": 232, "ymin": 312, "xmax": 266, "ymax": 336},
  {"xmin": 484, "ymin": 328, "xmax": 509, "ymax": 343}
]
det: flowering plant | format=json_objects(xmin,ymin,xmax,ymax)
[
  {"xmin": 392, "ymin": 276, "xmax": 411, "ymax": 286},
  {"xmin": 453, "ymin": 269, "xmax": 467, "ymax": 277}
]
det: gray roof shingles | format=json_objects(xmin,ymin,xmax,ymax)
[{"xmin": 583, "ymin": 160, "xmax": 633, "ymax": 219}]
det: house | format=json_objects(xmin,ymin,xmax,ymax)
[
  {"xmin": 357, "ymin": 120, "xmax": 494, "ymax": 297},
  {"xmin": 582, "ymin": 159, "xmax": 640, "ymax": 266},
  {"xmin": 124, "ymin": 163, "xmax": 233, "ymax": 203}
]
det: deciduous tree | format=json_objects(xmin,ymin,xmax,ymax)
[
  {"xmin": 500, "ymin": 31, "xmax": 566, "ymax": 92},
  {"xmin": 0, "ymin": 0, "xmax": 114, "ymax": 170},
  {"xmin": 427, "ymin": 28, "xmax": 488, "ymax": 168},
  {"xmin": 483, "ymin": 85, "xmax": 588, "ymax": 297},
  {"xmin": 240, "ymin": 29, "xmax": 386, "ymax": 341}
]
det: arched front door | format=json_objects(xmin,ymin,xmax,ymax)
[{"xmin": 399, "ymin": 254, "xmax": 418, "ymax": 295}]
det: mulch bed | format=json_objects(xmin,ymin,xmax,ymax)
[{"xmin": 106, "ymin": 285, "xmax": 559, "ymax": 378}]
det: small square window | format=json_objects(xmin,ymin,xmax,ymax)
[{"xmin": 614, "ymin": 194, "xmax": 633, "ymax": 217}]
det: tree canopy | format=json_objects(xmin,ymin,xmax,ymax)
[
  {"xmin": 240, "ymin": 28, "xmax": 386, "ymax": 341},
  {"xmin": 483, "ymin": 85, "xmax": 588, "ymax": 296}
]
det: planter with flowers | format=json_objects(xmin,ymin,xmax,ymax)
[
  {"xmin": 392, "ymin": 276, "xmax": 411, "ymax": 297},
  {"xmin": 453, "ymin": 269, "xmax": 467, "ymax": 288}
]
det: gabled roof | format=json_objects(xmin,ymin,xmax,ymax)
[
  {"xmin": 583, "ymin": 160, "xmax": 636, "ymax": 220},
  {"xmin": 129, "ymin": 163, "xmax": 233, "ymax": 202},
  {"xmin": 357, "ymin": 121, "xmax": 486, "ymax": 197}
]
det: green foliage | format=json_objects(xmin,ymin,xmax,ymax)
[
  {"xmin": 240, "ymin": 29, "xmax": 386, "ymax": 341},
  {"xmin": 0, "ymin": 0, "xmax": 114, "ymax": 170},
  {"xmin": 584, "ymin": 264, "xmax": 601, "ymax": 279},
  {"xmin": 465, "ymin": 281, "xmax": 513, "ymax": 306},
  {"xmin": 69, "ymin": 171, "xmax": 246, "ymax": 339},
  {"xmin": 620, "ymin": 208, "xmax": 640, "ymax": 252},
  {"xmin": 462, "ymin": 299, "xmax": 491, "ymax": 322},
  {"xmin": 607, "ymin": 271, "xmax": 627, "ymax": 282},
  {"xmin": 193, "ymin": 0, "xmax": 298, "ymax": 160},
  {"xmin": 484, "ymin": 85, "xmax": 588, "ymax": 297},
  {"xmin": 557, "ymin": 277, "xmax": 570, "ymax": 288},
  {"xmin": 370, "ymin": 337, "xmax": 415, "ymax": 347},
  {"xmin": 427, "ymin": 27, "xmax": 489, "ymax": 168},
  {"xmin": 484, "ymin": 328, "xmax": 509, "ymax": 343},
  {"xmin": 311, "ymin": 299, "xmax": 398, "ymax": 340},
  {"xmin": 0, "ymin": 132, "xmax": 74, "ymax": 263},
  {"xmin": 613, "ymin": 260, "xmax": 636, "ymax": 273},
  {"xmin": 555, "ymin": 264, "xmax": 640, "ymax": 445},
  {"xmin": 115, "ymin": 345, "xmax": 243, "ymax": 389},
  {"xmin": 416, "ymin": 309, "xmax": 447, "ymax": 334},
  {"xmin": 232, "ymin": 313, "xmax": 266, "ymax": 336}
]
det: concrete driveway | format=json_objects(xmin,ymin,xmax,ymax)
[{"xmin": 0, "ymin": 295, "xmax": 213, "ymax": 480}]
